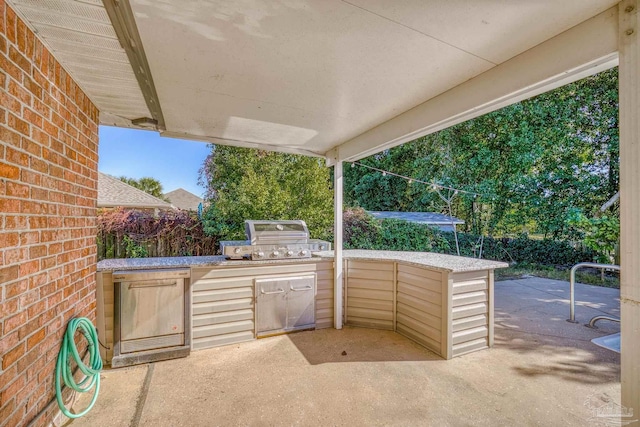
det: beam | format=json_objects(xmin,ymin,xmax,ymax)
[
  {"xmin": 619, "ymin": 1, "xmax": 640, "ymax": 424},
  {"xmin": 330, "ymin": 6, "xmax": 618, "ymax": 163},
  {"xmin": 333, "ymin": 154, "xmax": 344, "ymax": 330},
  {"xmin": 103, "ymin": 0, "xmax": 166, "ymax": 130},
  {"xmin": 160, "ymin": 130, "xmax": 325, "ymax": 158}
]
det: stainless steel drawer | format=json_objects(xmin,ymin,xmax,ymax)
[{"xmin": 255, "ymin": 275, "xmax": 315, "ymax": 337}]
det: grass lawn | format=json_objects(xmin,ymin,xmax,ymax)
[{"xmin": 495, "ymin": 262, "xmax": 620, "ymax": 289}]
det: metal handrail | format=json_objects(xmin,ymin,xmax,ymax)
[
  {"xmin": 587, "ymin": 315, "xmax": 621, "ymax": 328},
  {"xmin": 568, "ymin": 262, "xmax": 620, "ymax": 323}
]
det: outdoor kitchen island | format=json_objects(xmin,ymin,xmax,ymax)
[{"xmin": 96, "ymin": 250, "xmax": 507, "ymax": 366}]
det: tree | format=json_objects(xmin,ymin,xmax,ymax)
[
  {"xmin": 199, "ymin": 146, "xmax": 333, "ymax": 241},
  {"xmin": 345, "ymin": 68, "xmax": 619, "ymax": 239},
  {"xmin": 119, "ymin": 176, "xmax": 169, "ymax": 201}
]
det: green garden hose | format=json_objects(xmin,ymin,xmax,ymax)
[{"xmin": 55, "ymin": 317, "xmax": 103, "ymax": 419}]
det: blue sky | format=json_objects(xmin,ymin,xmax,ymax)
[{"xmin": 98, "ymin": 126, "xmax": 211, "ymax": 197}]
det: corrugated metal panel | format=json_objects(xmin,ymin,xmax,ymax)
[
  {"xmin": 190, "ymin": 262, "xmax": 335, "ymax": 349},
  {"xmin": 315, "ymin": 261, "xmax": 334, "ymax": 329},
  {"xmin": 191, "ymin": 274, "xmax": 255, "ymax": 350},
  {"xmin": 452, "ymin": 314, "xmax": 487, "ymax": 332},
  {"xmin": 346, "ymin": 261, "xmax": 394, "ymax": 330},
  {"xmin": 106, "ymin": 278, "xmax": 114, "ymax": 363},
  {"xmin": 193, "ymin": 331, "xmax": 255, "ymax": 350},
  {"xmin": 12, "ymin": 0, "xmax": 150, "ymax": 121},
  {"xmin": 396, "ymin": 264, "xmax": 443, "ymax": 355},
  {"xmin": 450, "ymin": 271, "xmax": 489, "ymax": 357},
  {"xmin": 97, "ymin": 272, "xmax": 114, "ymax": 363},
  {"xmin": 452, "ymin": 337, "xmax": 488, "ymax": 356}
]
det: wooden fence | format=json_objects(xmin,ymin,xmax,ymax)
[{"xmin": 97, "ymin": 232, "xmax": 217, "ymax": 260}]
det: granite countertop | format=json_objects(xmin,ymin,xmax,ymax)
[
  {"xmin": 96, "ymin": 255, "xmax": 325, "ymax": 272},
  {"xmin": 97, "ymin": 250, "xmax": 507, "ymax": 273},
  {"xmin": 316, "ymin": 250, "xmax": 508, "ymax": 273}
]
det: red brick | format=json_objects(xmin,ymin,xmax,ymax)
[
  {"xmin": 6, "ymin": 279, "xmax": 28, "ymax": 300},
  {"xmin": 7, "ymin": 112, "xmax": 29, "ymax": 136},
  {"xmin": 16, "ymin": 16, "xmax": 26, "ymax": 52},
  {"xmin": 0, "ymin": 398, "xmax": 15, "ymax": 423},
  {"xmin": 0, "ymin": 231, "xmax": 19, "ymax": 247},
  {"xmin": 26, "ymin": 329, "xmax": 45, "ymax": 351},
  {"xmin": 3, "ymin": 247, "xmax": 28, "ymax": 265},
  {"xmin": 6, "ymin": 181, "xmax": 28, "ymax": 197},
  {"xmin": 0, "ymin": 265, "xmax": 19, "ymax": 283},
  {"xmin": 8, "ymin": 79, "xmax": 31, "ymax": 105},
  {"xmin": 3, "ymin": 407, "xmax": 26, "ymax": 427},
  {"xmin": 5, "ymin": 7, "xmax": 16, "ymax": 44},
  {"xmin": 29, "ymin": 156, "xmax": 47, "ymax": 173},
  {"xmin": 31, "ymin": 128, "xmax": 49, "ymax": 146},
  {"xmin": 20, "ymin": 200, "xmax": 42, "ymax": 214},
  {"xmin": 24, "ymin": 76, "xmax": 42, "ymax": 99},
  {"xmin": 24, "ymin": 25, "xmax": 34, "ymax": 58},
  {"xmin": 15, "ymin": 377, "xmax": 37, "ymax": 407},
  {"xmin": 19, "ymin": 231, "xmax": 39, "ymax": 245},
  {"xmin": 1, "ymin": 91, "xmax": 22, "ymax": 116},
  {"xmin": 17, "ymin": 317, "xmax": 39, "ymax": 341},
  {"xmin": 1, "ymin": 376, "xmax": 25, "ymax": 409},
  {"xmin": 8, "ymin": 45, "xmax": 30, "ymax": 74},
  {"xmin": 26, "ymin": 300, "xmax": 45, "ymax": 320},
  {"xmin": 18, "ymin": 259, "xmax": 39, "ymax": 276},
  {"xmin": 28, "ymin": 245, "xmax": 46, "ymax": 259},
  {"xmin": 2, "ymin": 342, "xmax": 25, "ymax": 370},
  {"xmin": 0, "ymin": 298, "xmax": 19, "ymax": 318},
  {"xmin": 20, "ymin": 169, "xmax": 41, "ymax": 186},
  {"xmin": 5, "ymin": 146, "xmax": 29, "ymax": 167},
  {"xmin": 22, "ymin": 107, "xmax": 42, "ymax": 128},
  {"xmin": 24, "ymin": 354, "xmax": 45, "ymax": 383},
  {"xmin": 28, "ymin": 272, "xmax": 47, "ymax": 290},
  {"xmin": 19, "ymin": 289, "xmax": 39, "ymax": 309},
  {"xmin": 0, "ymin": 53, "xmax": 22, "ymax": 82},
  {"xmin": 0, "ymin": 161, "xmax": 20, "ymax": 178}
]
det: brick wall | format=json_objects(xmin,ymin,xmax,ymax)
[{"xmin": 0, "ymin": 0, "xmax": 99, "ymax": 425}]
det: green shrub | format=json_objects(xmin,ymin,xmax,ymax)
[{"xmin": 342, "ymin": 208, "xmax": 595, "ymax": 266}]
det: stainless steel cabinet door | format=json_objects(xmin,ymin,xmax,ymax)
[
  {"xmin": 256, "ymin": 278, "xmax": 287, "ymax": 335},
  {"xmin": 287, "ymin": 276, "xmax": 315, "ymax": 328},
  {"xmin": 120, "ymin": 278, "xmax": 185, "ymax": 342}
]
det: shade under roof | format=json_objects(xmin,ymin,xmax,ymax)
[{"xmin": 10, "ymin": 0, "xmax": 620, "ymax": 160}]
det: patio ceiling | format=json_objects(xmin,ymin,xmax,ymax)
[{"xmin": 10, "ymin": 0, "xmax": 619, "ymax": 160}]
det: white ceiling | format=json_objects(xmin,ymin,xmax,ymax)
[
  {"xmin": 11, "ymin": 0, "xmax": 151, "ymax": 127},
  {"xmin": 10, "ymin": 0, "xmax": 620, "ymax": 159}
]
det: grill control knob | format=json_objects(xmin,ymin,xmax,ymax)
[
  {"xmin": 286, "ymin": 250, "xmax": 293, "ymax": 257},
  {"xmin": 300, "ymin": 250, "xmax": 308, "ymax": 257},
  {"xmin": 319, "ymin": 245, "xmax": 326, "ymax": 250},
  {"xmin": 272, "ymin": 251, "xmax": 280, "ymax": 257},
  {"xmin": 255, "ymin": 251, "xmax": 264, "ymax": 258},
  {"xmin": 234, "ymin": 248, "xmax": 242, "ymax": 254}
]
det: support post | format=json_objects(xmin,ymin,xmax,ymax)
[
  {"xmin": 334, "ymin": 156, "xmax": 344, "ymax": 330},
  {"xmin": 619, "ymin": 1, "xmax": 640, "ymax": 423}
]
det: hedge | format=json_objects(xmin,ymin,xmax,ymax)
[{"xmin": 342, "ymin": 208, "xmax": 595, "ymax": 266}]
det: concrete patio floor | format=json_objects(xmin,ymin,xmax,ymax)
[{"xmin": 68, "ymin": 277, "xmax": 621, "ymax": 426}]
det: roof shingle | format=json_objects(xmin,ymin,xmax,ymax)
[{"xmin": 98, "ymin": 172, "xmax": 173, "ymax": 209}]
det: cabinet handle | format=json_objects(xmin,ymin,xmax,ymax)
[
  {"xmin": 127, "ymin": 279, "xmax": 178, "ymax": 289},
  {"xmin": 261, "ymin": 288, "xmax": 285, "ymax": 295},
  {"xmin": 290, "ymin": 285, "xmax": 313, "ymax": 292}
]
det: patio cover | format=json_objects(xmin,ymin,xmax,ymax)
[{"xmin": 8, "ymin": 0, "xmax": 638, "ymax": 422}]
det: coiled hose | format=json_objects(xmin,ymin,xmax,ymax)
[{"xmin": 55, "ymin": 317, "xmax": 103, "ymax": 419}]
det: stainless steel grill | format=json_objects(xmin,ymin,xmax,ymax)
[{"xmin": 220, "ymin": 220, "xmax": 331, "ymax": 260}]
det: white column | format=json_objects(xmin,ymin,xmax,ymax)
[
  {"xmin": 619, "ymin": 1, "xmax": 640, "ymax": 423},
  {"xmin": 334, "ymin": 156, "xmax": 344, "ymax": 330}
]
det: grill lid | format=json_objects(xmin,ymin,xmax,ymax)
[{"xmin": 245, "ymin": 220, "xmax": 310, "ymax": 245}]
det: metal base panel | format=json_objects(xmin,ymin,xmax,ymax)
[{"xmin": 111, "ymin": 345, "xmax": 191, "ymax": 368}]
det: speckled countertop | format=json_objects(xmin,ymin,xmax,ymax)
[
  {"xmin": 96, "ymin": 255, "xmax": 324, "ymax": 272},
  {"xmin": 316, "ymin": 250, "xmax": 508, "ymax": 273},
  {"xmin": 97, "ymin": 250, "xmax": 507, "ymax": 273}
]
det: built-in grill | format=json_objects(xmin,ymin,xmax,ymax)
[{"xmin": 220, "ymin": 220, "xmax": 331, "ymax": 260}]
